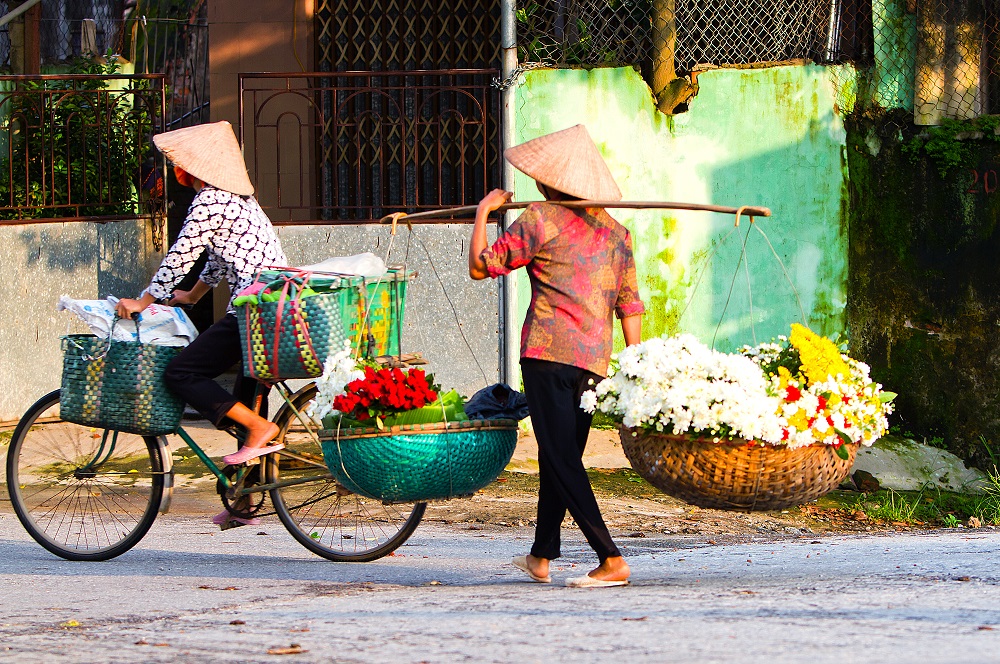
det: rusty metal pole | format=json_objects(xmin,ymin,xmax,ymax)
[{"xmin": 23, "ymin": 1, "xmax": 40, "ymax": 75}]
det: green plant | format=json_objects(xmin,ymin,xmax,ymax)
[
  {"xmin": 851, "ymin": 488, "xmax": 923, "ymax": 522},
  {"xmin": 942, "ymin": 513, "xmax": 960, "ymax": 527},
  {"xmin": 0, "ymin": 56, "xmax": 157, "ymax": 219},
  {"xmin": 975, "ymin": 467, "xmax": 1000, "ymax": 525},
  {"xmin": 515, "ymin": 0, "xmax": 651, "ymax": 66},
  {"xmin": 902, "ymin": 116, "xmax": 1000, "ymax": 177}
]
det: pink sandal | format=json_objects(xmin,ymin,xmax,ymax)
[
  {"xmin": 222, "ymin": 443, "xmax": 284, "ymax": 466},
  {"xmin": 212, "ymin": 510, "xmax": 261, "ymax": 527}
]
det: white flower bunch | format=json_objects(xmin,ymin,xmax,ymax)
[
  {"xmin": 583, "ymin": 335, "xmax": 785, "ymax": 443},
  {"xmin": 307, "ymin": 341, "xmax": 365, "ymax": 421}
]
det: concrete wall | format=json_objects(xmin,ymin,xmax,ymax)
[
  {"xmin": 508, "ymin": 65, "xmax": 851, "ymax": 356},
  {"xmin": 275, "ymin": 224, "xmax": 504, "ymax": 398},
  {"xmin": 0, "ymin": 221, "xmax": 163, "ymax": 422}
]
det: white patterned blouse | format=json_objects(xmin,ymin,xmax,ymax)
[{"xmin": 145, "ymin": 185, "xmax": 287, "ymax": 313}]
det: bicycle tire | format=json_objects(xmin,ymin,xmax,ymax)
[
  {"xmin": 266, "ymin": 383, "xmax": 426, "ymax": 562},
  {"xmin": 5, "ymin": 390, "xmax": 164, "ymax": 561}
]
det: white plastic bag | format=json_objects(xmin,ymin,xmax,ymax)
[
  {"xmin": 297, "ymin": 253, "xmax": 387, "ymax": 278},
  {"xmin": 58, "ymin": 295, "xmax": 199, "ymax": 347}
]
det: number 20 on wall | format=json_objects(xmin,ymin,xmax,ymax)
[{"xmin": 968, "ymin": 168, "xmax": 998, "ymax": 194}]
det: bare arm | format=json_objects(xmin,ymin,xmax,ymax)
[
  {"xmin": 170, "ymin": 279, "xmax": 211, "ymax": 306},
  {"xmin": 621, "ymin": 314, "xmax": 641, "ymax": 346},
  {"xmin": 469, "ymin": 189, "xmax": 512, "ymax": 280}
]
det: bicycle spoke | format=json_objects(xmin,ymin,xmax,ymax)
[
  {"xmin": 8, "ymin": 391, "xmax": 163, "ymax": 560},
  {"xmin": 267, "ymin": 383, "xmax": 425, "ymax": 561}
]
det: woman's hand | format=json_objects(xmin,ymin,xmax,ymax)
[
  {"xmin": 115, "ymin": 293, "xmax": 155, "ymax": 320},
  {"xmin": 169, "ymin": 289, "xmax": 197, "ymax": 306},
  {"xmin": 478, "ymin": 189, "xmax": 512, "ymax": 214},
  {"xmin": 469, "ymin": 190, "xmax": 512, "ymax": 280},
  {"xmin": 169, "ymin": 279, "xmax": 211, "ymax": 307}
]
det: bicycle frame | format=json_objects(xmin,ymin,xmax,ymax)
[{"xmin": 143, "ymin": 380, "xmax": 335, "ymax": 512}]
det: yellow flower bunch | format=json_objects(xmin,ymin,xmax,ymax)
[{"xmin": 789, "ymin": 323, "xmax": 850, "ymax": 385}]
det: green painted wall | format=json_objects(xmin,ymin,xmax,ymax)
[{"xmin": 510, "ymin": 65, "xmax": 850, "ymax": 354}]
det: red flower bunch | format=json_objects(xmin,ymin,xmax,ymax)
[{"xmin": 332, "ymin": 365, "xmax": 439, "ymax": 422}]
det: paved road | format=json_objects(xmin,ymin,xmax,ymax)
[{"xmin": 2, "ymin": 510, "xmax": 1000, "ymax": 663}]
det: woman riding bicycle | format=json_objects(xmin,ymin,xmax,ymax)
[{"xmin": 115, "ymin": 121, "xmax": 287, "ymax": 507}]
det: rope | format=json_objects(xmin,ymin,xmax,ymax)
[
  {"xmin": 712, "ymin": 220, "xmax": 754, "ymax": 349},
  {"xmin": 408, "ymin": 230, "xmax": 490, "ymax": 386},
  {"xmin": 753, "ymin": 224, "xmax": 808, "ymax": 325}
]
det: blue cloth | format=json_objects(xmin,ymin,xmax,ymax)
[{"xmin": 464, "ymin": 383, "xmax": 530, "ymax": 421}]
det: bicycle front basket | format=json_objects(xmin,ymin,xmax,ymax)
[{"xmin": 60, "ymin": 334, "xmax": 184, "ymax": 436}]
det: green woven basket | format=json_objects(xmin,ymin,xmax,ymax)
[
  {"xmin": 319, "ymin": 420, "xmax": 519, "ymax": 502},
  {"xmin": 238, "ymin": 290, "xmax": 349, "ymax": 381},
  {"xmin": 237, "ymin": 269, "xmax": 408, "ymax": 381},
  {"xmin": 60, "ymin": 334, "xmax": 184, "ymax": 436}
]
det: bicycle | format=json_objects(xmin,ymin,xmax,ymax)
[{"xmin": 5, "ymin": 379, "xmax": 426, "ymax": 562}]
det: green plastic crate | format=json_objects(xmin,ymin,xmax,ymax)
[{"xmin": 255, "ymin": 267, "xmax": 409, "ymax": 359}]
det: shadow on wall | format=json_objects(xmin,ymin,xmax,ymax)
[
  {"xmin": 17, "ymin": 221, "xmax": 152, "ymax": 302},
  {"xmin": 675, "ymin": 111, "xmax": 849, "ymax": 351}
]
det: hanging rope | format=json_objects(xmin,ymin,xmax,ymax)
[{"xmin": 377, "ymin": 198, "xmax": 810, "ymax": 368}]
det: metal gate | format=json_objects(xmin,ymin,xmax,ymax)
[{"xmin": 305, "ymin": 0, "xmax": 503, "ymax": 223}]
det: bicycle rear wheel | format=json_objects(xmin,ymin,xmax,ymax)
[
  {"xmin": 6, "ymin": 390, "xmax": 164, "ymax": 561},
  {"xmin": 267, "ymin": 384, "xmax": 426, "ymax": 562}
]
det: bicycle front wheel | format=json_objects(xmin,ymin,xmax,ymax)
[
  {"xmin": 6, "ymin": 390, "xmax": 164, "ymax": 561},
  {"xmin": 267, "ymin": 384, "xmax": 426, "ymax": 562}
]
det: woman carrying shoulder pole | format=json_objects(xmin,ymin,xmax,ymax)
[{"xmin": 468, "ymin": 125, "xmax": 644, "ymax": 587}]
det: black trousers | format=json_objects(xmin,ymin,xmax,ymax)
[
  {"xmin": 163, "ymin": 313, "xmax": 267, "ymax": 428},
  {"xmin": 521, "ymin": 358, "xmax": 621, "ymax": 562}
]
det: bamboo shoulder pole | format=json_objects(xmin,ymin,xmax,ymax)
[{"xmin": 380, "ymin": 200, "xmax": 771, "ymax": 225}]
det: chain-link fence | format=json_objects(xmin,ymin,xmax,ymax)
[
  {"xmin": 515, "ymin": 0, "xmax": 872, "ymax": 70},
  {"xmin": 515, "ymin": 0, "xmax": 1000, "ymax": 124},
  {"xmin": 870, "ymin": 0, "xmax": 1000, "ymax": 123}
]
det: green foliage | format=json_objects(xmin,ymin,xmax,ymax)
[
  {"xmin": 516, "ymin": 0, "xmax": 651, "ymax": 66},
  {"xmin": 0, "ymin": 57, "xmax": 157, "ymax": 219},
  {"xmin": 902, "ymin": 116, "xmax": 1000, "ymax": 177},
  {"xmin": 591, "ymin": 411, "xmax": 620, "ymax": 430},
  {"xmin": 975, "ymin": 468, "xmax": 1000, "ymax": 525},
  {"xmin": 851, "ymin": 488, "xmax": 923, "ymax": 522}
]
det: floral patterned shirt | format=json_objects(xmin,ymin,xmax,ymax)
[
  {"xmin": 145, "ymin": 185, "xmax": 287, "ymax": 313},
  {"xmin": 482, "ymin": 202, "xmax": 645, "ymax": 376}
]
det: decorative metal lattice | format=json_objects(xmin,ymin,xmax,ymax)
[
  {"xmin": 311, "ymin": 0, "xmax": 503, "ymax": 222},
  {"xmin": 241, "ymin": 71, "xmax": 500, "ymax": 224},
  {"xmin": 316, "ymin": 0, "xmax": 501, "ymax": 71}
]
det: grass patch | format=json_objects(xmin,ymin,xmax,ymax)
[
  {"xmin": 820, "ymin": 486, "xmax": 987, "ymax": 526},
  {"xmin": 0, "ymin": 430, "xmax": 11, "ymax": 446},
  {"xmin": 590, "ymin": 412, "xmax": 619, "ymax": 431}
]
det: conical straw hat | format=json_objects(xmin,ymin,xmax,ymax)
[
  {"xmin": 153, "ymin": 121, "xmax": 254, "ymax": 196},
  {"xmin": 504, "ymin": 124, "xmax": 622, "ymax": 201}
]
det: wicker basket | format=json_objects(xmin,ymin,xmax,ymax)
[
  {"xmin": 319, "ymin": 419, "xmax": 518, "ymax": 502},
  {"xmin": 60, "ymin": 334, "xmax": 184, "ymax": 436},
  {"xmin": 237, "ymin": 269, "xmax": 409, "ymax": 381},
  {"xmin": 620, "ymin": 428, "xmax": 859, "ymax": 511}
]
